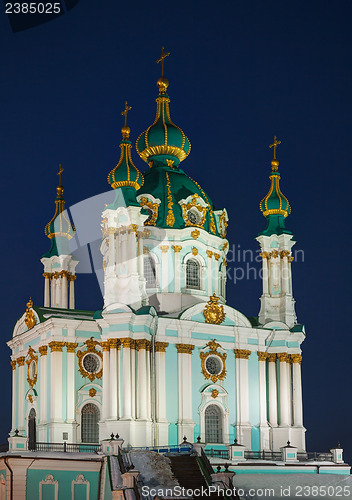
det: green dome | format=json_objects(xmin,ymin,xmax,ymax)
[
  {"xmin": 108, "ymin": 127, "xmax": 144, "ymax": 191},
  {"xmin": 259, "ymin": 159, "xmax": 292, "ymax": 236},
  {"xmin": 136, "ymin": 161, "xmax": 219, "ymax": 235},
  {"xmin": 136, "ymin": 78, "xmax": 191, "ymax": 166}
]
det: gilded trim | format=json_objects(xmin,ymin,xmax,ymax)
[
  {"xmin": 172, "ymin": 245, "xmax": 182, "ymax": 253},
  {"xmin": 49, "ymin": 341, "xmax": 65, "ymax": 352},
  {"xmin": 267, "ymin": 353, "xmax": 277, "ymax": 362},
  {"xmin": 11, "ymin": 360, "xmax": 16, "ymax": 371},
  {"xmin": 17, "ymin": 356, "xmax": 25, "ymax": 367},
  {"xmin": 234, "ymin": 349, "xmax": 251, "ymax": 360},
  {"xmin": 200, "ymin": 340, "xmax": 227, "ymax": 383},
  {"xmin": 66, "ymin": 342, "xmax": 78, "ymax": 353},
  {"xmin": 39, "ymin": 346, "xmax": 48, "ymax": 356},
  {"xmin": 165, "ymin": 172, "xmax": 175, "ymax": 227},
  {"xmin": 176, "ymin": 343, "xmax": 194, "ymax": 354},
  {"xmin": 26, "ymin": 346, "xmax": 38, "ymax": 388}
]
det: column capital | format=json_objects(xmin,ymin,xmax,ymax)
[
  {"xmin": 17, "ymin": 356, "xmax": 25, "ymax": 366},
  {"xmin": 48, "ymin": 341, "xmax": 65, "ymax": 352},
  {"xmin": 43, "ymin": 272, "xmax": 52, "ymax": 278},
  {"xmin": 155, "ymin": 341, "xmax": 169, "ymax": 353},
  {"xmin": 280, "ymin": 250, "xmax": 290, "ymax": 258},
  {"xmin": 267, "ymin": 353, "xmax": 277, "ymax": 362},
  {"xmin": 121, "ymin": 338, "xmax": 136, "ymax": 349},
  {"xmin": 234, "ymin": 349, "xmax": 251, "ymax": 360},
  {"xmin": 39, "ymin": 345, "xmax": 48, "ymax": 356},
  {"xmin": 214, "ymin": 253, "xmax": 220, "ymax": 261},
  {"xmin": 101, "ymin": 341, "xmax": 110, "ymax": 351},
  {"xmin": 66, "ymin": 342, "xmax": 78, "ymax": 353},
  {"xmin": 259, "ymin": 251, "xmax": 271, "ymax": 260},
  {"xmin": 206, "ymin": 250, "xmax": 213, "ymax": 258},
  {"xmin": 135, "ymin": 339, "xmax": 149, "ymax": 350},
  {"xmin": 277, "ymin": 352, "xmax": 290, "ymax": 363},
  {"xmin": 11, "ymin": 360, "xmax": 17, "ymax": 371},
  {"xmin": 172, "ymin": 245, "xmax": 182, "ymax": 253},
  {"xmin": 143, "ymin": 246, "xmax": 150, "ymax": 254},
  {"xmin": 176, "ymin": 343, "xmax": 194, "ymax": 354},
  {"xmin": 290, "ymin": 354, "xmax": 302, "ymax": 364},
  {"xmin": 69, "ymin": 275, "xmax": 77, "ymax": 282},
  {"xmin": 108, "ymin": 338, "xmax": 121, "ymax": 350},
  {"xmin": 257, "ymin": 351, "xmax": 268, "ymax": 362},
  {"xmin": 160, "ymin": 245, "xmax": 169, "ymax": 253},
  {"xmin": 60, "ymin": 270, "xmax": 70, "ymax": 278}
]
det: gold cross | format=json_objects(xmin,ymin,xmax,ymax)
[
  {"xmin": 57, "ymin": 164, "xmax": 64, "ymax": 185},
  {"xmin": 121, "ymin": 101, "xmax": 132, "ymax": 127},
  {"xmin": 269, "ymin": 136, "xmax": 281, "ymax": 159},
  {"xmin": 156, "ymin": 46, "xmax": 170, "ymax": 77}
]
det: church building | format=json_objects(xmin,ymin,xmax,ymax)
[{"xmin": 8, "ymin": 52, "xmax": 307, "ymax": 457}]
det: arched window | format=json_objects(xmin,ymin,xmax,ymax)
[
  {"xmin": 28, "ymin": 407, "xmax": 36, "ymax": 451},
  {"xmin": 186, "ymin": 259, "xmax": 200, "ymax": 289},
  {"xmin": 81, "ymin": 403, "xmax": 100, "ymax": 443},
  {"xmin": 144, "ymin": 255, "xmax": 157, "ymax": 289},
  {"xmin": 205, "ymin": 404, "xmax": 222, "ymax": 443}
]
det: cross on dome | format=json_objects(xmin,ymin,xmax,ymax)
[
  {"xmin": 156, "ymin": 46, "xmax": 170, "ymax": 78},
  {"xmin": 269, "ymin": 136, "xmax": 281, "ymax": 160}
]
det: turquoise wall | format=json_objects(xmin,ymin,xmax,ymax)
[
  {"xmin": 27, "ymin": 468, "xmax": 100, "ymax": 499},
  {"xmin": 165, "ymin": 344, "xmax": 178, "ymax": 445},
  {"xmin": 225, "ymin": 349, "xmax": 236, "ymax": 442}
]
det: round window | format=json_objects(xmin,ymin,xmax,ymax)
[
  {"xmin": 29, "ymin": 360, "xmax": 36, "ymax": 379},
  {"xmin": 187, "ymin": 209, "xmax": 200, "ymax": 225},
  {"xmin": 83, "ymin": 354, "xmax": 100, "ymax": 373},
  {"xmin": 205, "ymin": 356, "xmax": 222, "ymax": 375}
]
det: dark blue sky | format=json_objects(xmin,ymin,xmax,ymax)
[{"xmin": 1, "ymin": 1, "xmax": 351, "ymax": 461}]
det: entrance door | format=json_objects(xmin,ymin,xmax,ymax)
[
  {"xmin": 28, "ymin": 408, "xmax": 36, "ymax": 451},
  {"xmin": 205, "ymin": 404, "xmax": 222, "ymax": 443}
]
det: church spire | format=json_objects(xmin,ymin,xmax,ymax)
[
  {"xmin": 136, "ymin": 47, "xmax": 191, "ymax": 167},
  {"xmin": 107, "ymin": 102, "xmax": 144, "ymax": 192},
  {"xmin": 259, "ymin": 137, "xmax": 292, "ymax": 236}
]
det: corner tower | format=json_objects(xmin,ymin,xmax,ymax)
[{"xmin": 257, "ymin": 137, "xmax": 297, "ymax": 327}]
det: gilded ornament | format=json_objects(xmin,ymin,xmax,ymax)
[
  {"xmin": 259, "ymin": 252, "xmax": 271, "ymax": 260},
  {"xmin": 69, "ymin": 275, "xmax": 77, "ymax": 282},
  {"xmin": 102, "ymin": 261, "xmax": 106, "ymax": 270},
  {"xmin": 222, "ymin": 258, "xmax": 227, "ymax": 266},
  {"xmin": 271, "ymin": 250, "xmax": 279, "ymax": 258},
  {"xmin": 10, "ymin": 360, "xmax": 16, "ymax": 371},
  {"xmin": 172, "ymin": 245, "xmax": 182, "ymax": 253},
  {"xmin": 121, "ymin": 338, "xmax": 136, "ymax": 349},
  {"xmin": 101, "ymin": 341, "xmax": 110, "ymax": 351},
  {"xmin": 290, "ymin": 354, "xmax": 302, "ymax": 365},
  {"xmin": 219, "ymin": 211, "xmax": 228, "ymax": 238},
  {"xmin": 28, "ymin": 395, "xmax": 33, "ymax": 403},
  {"xmin": 43, "ymin": 272, "xmax": 52, "ymax": 279},
  {"xmin": 143, "ymin": 229, "xmax": 151, "ymax": 238},
  {"xmin": 165, "ymin": 172, "xmax": 175, "ymax": 227},
  {"xmin": 191, "ymin": 229, "xmax": 200, "ymax": 239},
  {"xmin": 214, "ymin": 253, "xmax": 220, "ymax": 261},
  {"xmin": 180, "ymin": 193, "xmax": 208, "ymax": 229},
  {"xmin": 77, "ymin": 337, "xmax": 103, "ymax": 382},
  {"xmin": 203, "ymin": 294, "xmax": 226, "ymax": 325},
  {"xmin": 139, "ymin": 197, "xmax": 159, "ymax": 226},
  {"xmin": 66, "ymin": 342, "xmax": 78, "ymax": 353},
  {"xmin": 267, "ymin": 353, "xmax": 277, "ymax": 362},
  {"xmin": 155, "ymin": 342, "xmax": 169, "ymax": 353},
  {"xmin": 39, "ymin": 346, "xmax": 48, "ymax": 356},
  {"xmin": 288, "ymin": 256, "xmax": 294, "ymax": 262},
  {"xmin": 26, "ymin": 346, "xmax": 38, "ymax": 388},
  {"xmin": 277, "ymin": 352, "xmax": 290, "ymax": 363},
  {"xmin": 257, "ymin": 351, "xmax": 268, "ymax": 362},
  {"xmin": 89, "ymin": 388, "xmax": 97, "ymax": 398},
  {"xmin": 17, "ymin": 357, "xmax": 25, "ymax": 367},
  {"xmin": 135, "ymin": 339, "xmax": 149, "ymax": 350},
  {"xmin": 234, "ymin": 349, "xmax": 251, "ymax": 360},
  {"xmin": 160, "ymin": 245, "xmax": 169, "ymax": 253},
  {"xmin": 280, "ymin": 250, "xmax": 290, "ymax": 258},
  {"xmin": 176, "ymin": 344, "xmax": 194, "ymax": 354},
  {"xmin": 25, "ymin": 298, "xmax": 36, "ymax": 330},
  {"xmin": 48, "ymin": 341, "xmax": 65, "ymax": 352},
  {"xmin": 192, "ymin": 247, "xmax": 198, "ymax": 256},
  {"xmin": 108, "ymin": 339, "xmax": 120, "ymax": 350},
  {"xmin": 211, "ymin": 389, "xmax": 219, "ymax": 399},
  {"xmin": 200, "ymin": 339, "xmax": 227, "ymax": 383},
  {"xmin": 206, "ymin": 250, "xmax": 213, "ymax": 259}
]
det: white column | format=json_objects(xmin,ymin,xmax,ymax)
[
  {"xmin": 39, "ymin": 347, "xmax": 48, "ymax": 425},
  {"xmin": 131, "ymin": 342, "xmax": 136, "ymax": 419},
  {"xmin": 61, "ymin": 272, "xmax": 69, "ymax": 309},
  {"xmin": 155, "ymin": 343, "xmax": 168, "ymax": 422},
  {"xmin": 277, "ymin": 353, "xmax": 290, "ymax": 426},
  {"xmin": 292, "ymin": 355, "xmax": 303, "ymax": 426},
  {"xmin": 43, "ymin": 273, "xmax": 51, "ymax": 307},
  {"xmin": 69, "ymin": 275, "xmax": 76, "ymax": 309},
  {"xmin": 129, "ymin": 230, "xmax": 138, "ymax": 275},
  {"xmin": 172, "ymin": 246, "xmax": 181, "ymax": 293},
  {"xmin": 234, "ymin": 349, "xmax": 251, "ymax": 447},
  {"xmin": 17, "ymin": 357, "xmax": 25, "ymax": 432},
  {"xmin": 268, "ymin": 354, "xmax": 278, "ymax": 426},
  {"xmin": 51, "ymin": 276, "xmax": 56, "ymax": 306},
  {"xmin": 146, "ymin": 343, "xmax": 151, "ymax": 420},
  {"xmin": 136, "ymin": 341, "xmax": 148, "ymax": 420},
  {"xmin": 280, "ymin": 251, "xmax": 289, "ymax": 294},
  {"xmin": 176, "ymin": 344, "xmax": 194, "ymax": 441},
  {"xmin": 214, "ymin": 254, "xmax": 220, "ymax": 294},
  {"xmin": 206, "ymin": 250, "xmax": 213, "ymax": 294},
  {"xmin": 122, "ymin": 339, "xmax": 132, "ymax": 419},
  {"xmin": 137, "ymin": 233, "xmax": 144, "ymax": 276},
  {"xmin": 160, "ymin": 246, "xmax": 169, "ymax": 292},
  {"xmin": 109, "ymin": 340, "xmax": 119, "ymax": 420},
  {"xmin": 257, "ymin": 352, "xmax": 270, "ymax": 450},
  {"xmin": 101, "ymin": 342, "xmax": 110, "ymax": 421},
  {"xmin": 49, "ymin": 342, "xmax": 65, "ymax": 423},
  {"xmin": 10, "ymin": 360, "xmax": 17, "ymax": 431},
  {"xmin": 261, "ymin": 254, "xmax": 269, "ymax": 294},
  {"xmin": 55, "ymin": 277, "xmax": 61, "ymax": 307},
  {"xmin": 66, "ymin": 343, "xmax": 77, "ymax": 423}
]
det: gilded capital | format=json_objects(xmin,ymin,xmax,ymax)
[
  {"xmin": 277, "ymin": 352, "xmax": 290, "ymax": 363},
  {"xmin": 176, "ymin": 343, "xmax": 194, "ymax": 354},
  {"xmin": 172, "ymin": 245, "xmax": 182, "ymax": 253},
  {"xmin": 206, "ymin": 250, "xmax": 213, "ymax": 258},
  {"xmin": 192, "ymin": 247, "xmax": 198, "ymax": 256},
  {"xmin": 267, "ymin": 353, "xmax": 277, "ymax": 362},
  {"xmin": 136, "ymin": 339, "xmax": 149, "ymax": 350},
  {"xmin": 290, "ymin": 354, "xmax": 302, "ymax": 364},
  {"xmin": 280, "ymin": 250, "xmax": 290, "ymax": 258},
  {"xmin": 155, "ymin": 341, "xmax": 169, "ymax": 352},
  {"xmin": 160, "ymin": 245, "xmax": 169, "ymax": 253},
  {"xmin": 214, "ymin": 253, "xmax": 220, "ymax": 261},
  {"xmin": 11, "ymin": 360, "xmax": 16, "ymax": 371},
  {"xmin": 108, "ymin": 339, "xmax": 121, "ymax": 350},
  {"xmin": 43, "ymin": 272, "xmax": 52, "ymax": 279},
  {"xmin": 69, "ymin": 275, "xmax": 77, "ymax": 282},
  {"xmin": 257, "ymin": 351, "xmax": 268, "ymax": 362},
  {"xmin": 39, "ymin": 345, "xmax": 48, "ymax": 356},
  {"xmin": 17, "ymin": 356, "xmax": 25, "ymax": 367},
  {"xmin": 121, "ymin": 338, "xmax": 135, "ymax": 349},
  {"xmin": 101, "ymin": 341, "xmax": 110, "ymax": 351},
  {"xmin": 234, "ymin": 349, "xmax": 251, "ymax": 360},
  {"xmin": 48, "ymin": 341, "xmax": 65, "ymax": 352},
  {"xmin": 66, "ymin": 342, "xmax": 78, "ymax": 353}
]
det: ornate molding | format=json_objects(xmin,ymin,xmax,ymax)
[
  {"xmin": 77, "ymin": 337, "xmax": 103, "ymax": 382},
  {"xmin": 234, "ymin": 349, "xmax": 251, "ymax": 360},
  {"xmin": 48, "ymin": 341, "xmax": 65, "ymax": 352},
  {"xmin": 259, "ymin": 251, "xmax": 271, "ymax": 260},
  {"xmin": 176, "ymin": 343, "xmax": 194, "ymax": 354},
  {"xmin": 155, "ymin": 341, "xmax": 169, "ymax": 353},
  {"xmin": 257, "ymin": 351, "xmax": 268, "ymax": 362},
  {"xmin": 39, "ymin": 346, "xmax": 48, "ymax": 356},
  {"xmin": 200, "ymin": 340, "xmax": 227, "ymax": 383},
  {"xmin": 17, "ymin": 356, "xmax": 25, "ymax": 367},
  {"xmin": 206, "ymin": 250, "xmax": 213, "ymax": 259},
  {"xmin": 290, "ymin": 354, "xmax": 302, "ymax": 365},
  {"xmin": 277, "ymin": 352, "xmax": 290, "ymax": 363},
  {"xmin": 26, "ymin": 346, "xmax": 38, "ymax": 388},
  {"xmin": 172, "ymin": 245, "xmax": 182, "ymax": 253},
  {"xmin": 191, "ymin": 229, "xmax": 200, "ymax": 239},
  {"xmin": 66, "ymin": 342, "xmax": 78, "ymax": 353},
  {"xmin": 180, "ymin": 193, "xmax": 208, "ymax": 229},
  {"xmin": 165, "ymin": 172, "xmax": 175, "ymax": 227},
  {"xmin": 267, "ymin": 353, "xmax": 277, "ymax": 362},
  {"xmin": 203, "ymin": 293, "xmax": 226, "ymax": 325}
]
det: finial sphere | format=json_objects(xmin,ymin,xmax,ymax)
[{"xmin": 157, "ymin": 76, "xmax": 169, "ymax": 93}]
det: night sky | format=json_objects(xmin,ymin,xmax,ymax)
[{"xmin": 1, "ymin": 1, "xmax": 351, "ymax": 462}]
